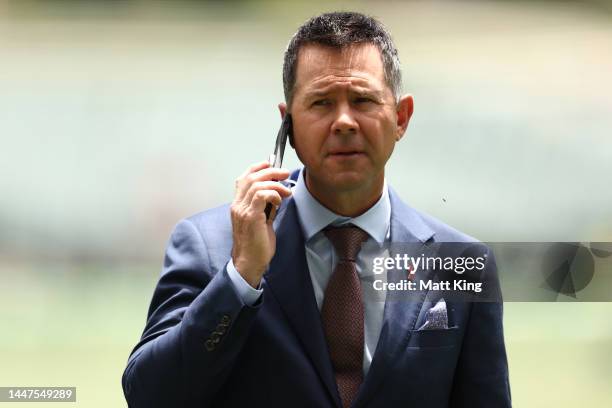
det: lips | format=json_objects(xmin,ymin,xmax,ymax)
[{"xmin": 328, "ymin": 150, "xmax": 365, "ymax": 156}]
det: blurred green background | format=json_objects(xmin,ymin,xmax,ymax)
[{"xmin": 1, "ymin": 0, "xmax": 611, "ymax": 406}]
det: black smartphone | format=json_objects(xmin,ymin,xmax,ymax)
[{"xmin": 265, "ymin": 114, "xmax": 293, "ymax": 220}]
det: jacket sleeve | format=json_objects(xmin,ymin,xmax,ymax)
[
  {"xmin": 122, "ymin": 218, "xmax": 262, "ymax": 407},
  {"xmin": 449, "ymin": 248, "xmax": 512, "ymax": 407}
]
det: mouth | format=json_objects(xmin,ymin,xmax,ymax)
[{"xmin": 328, "ymin": 150, "xmax": 365, "ymax": 158}]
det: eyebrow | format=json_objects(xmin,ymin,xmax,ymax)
[
  {"xmin": 303, "ymin": 90, "xmax": 330, "ymax": 100},
  {"xmin": 303, "ymin": 88, "xmax": 384, "ymax": 100},
  {"xmin": 353, "ymin": 89, "xmax": 383, "ymax": 99}
]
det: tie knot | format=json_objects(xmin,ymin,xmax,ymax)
[{"xmin": 324, "ymin": 225, "xmax": 369, "ymax": 262}]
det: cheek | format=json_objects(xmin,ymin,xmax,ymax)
[
  {"xmin": 294, "ymin": 124, "xmax": 326, "ymax": 165},
  {"xmin": 377, "ymin": 110, "xmax": 398, "ymax": 135},
  {"xmin": 293, "ymin": 117, "xmax": 329, "ymax": 161},
  {"xmin": 362, "ymin": 116, "xmax": 382, "ymax": 135},
  {"xmin": 362, "ymin": 114, "xmax": 396, "ymax": 153}
]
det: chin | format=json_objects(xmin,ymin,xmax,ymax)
[
  {"xmin": 307, "ymin": 164, "xmax": 377, "ymax": 192},
  {"xmin": 325, "ymin": 172, "xmax": 369, "ymax": 191}
]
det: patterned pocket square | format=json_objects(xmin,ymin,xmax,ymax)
[{"xmin": 417, "ymin": 298, "xmax": 448, "ymax": 330}]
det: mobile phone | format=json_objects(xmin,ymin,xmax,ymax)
[{"xmin": 265, "ymin": 114, "xmax": 293, "ymax": 220}]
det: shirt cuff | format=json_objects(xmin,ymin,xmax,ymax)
[{"xmin": 226, "ymin": 258, "xmax": 263, "ymax": 306}]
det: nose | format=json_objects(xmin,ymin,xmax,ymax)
[{"xmin": 331, "ymin": 102, "xmax": 359, "ymax": 135}]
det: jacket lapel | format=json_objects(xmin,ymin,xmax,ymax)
[
  {"xmin": 264, "ymin": 198, "xmax": 341, "ymax": 407},
  {"xmin": 355, "ymin": 188, "xmax": 436, "ymax": 407}
]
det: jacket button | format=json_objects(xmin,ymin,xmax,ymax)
[
  {"xmin": 211, "ymin": 331, "xmax": 222, "ymax": 344},
  {"xmin": 205, "ymin": 339, "xmax": 215, "ymax": 351},
  {"xmin": 221, "ymin": 315, "xmax": 231, "ymax": 325}
]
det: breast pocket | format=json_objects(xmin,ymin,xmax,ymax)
[{"xmin": 407, "ymin": 326, "xmax": 461, "ymax": 349}]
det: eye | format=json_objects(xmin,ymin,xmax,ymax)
[
  {"xmin": 312, "ymin": 99, "xmax": 330, "ymax": 106},
  {"xmin": 354, "ymin": 96, "xmax": 374, "ymax": 104}
]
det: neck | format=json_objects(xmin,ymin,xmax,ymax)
[{"xmin": 304, "ymin": 169, "xmax": 384, "ymax": 217}]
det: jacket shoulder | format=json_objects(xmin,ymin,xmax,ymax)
[
  {"xmin": 184, "ymin": 203, "xmax": 232, "ymax": 234},
  {"xmin": 173, "ymin": 203, "xmax": 233, "ymax": 271},
  {"xmin": 412, "ymin": 207, "xmax": 479, "ymax": 243},
  {"xmin": 389, "ymin": 186, "xmax": 479, "ymax": 244}
]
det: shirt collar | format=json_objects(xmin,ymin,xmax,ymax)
[{"xmin": 292, "ymin": 168, "xmax": 390, "ymax": 243}]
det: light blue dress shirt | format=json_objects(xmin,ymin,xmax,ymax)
[{"xmin": 227, "ymin": 168, "xmax": 391, "ymax": 375}]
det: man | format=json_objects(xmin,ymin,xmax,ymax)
[{"xmin": 122, "ymin": 12, "xmax": 511, "ymax": 408}]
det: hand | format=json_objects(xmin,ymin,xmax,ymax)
[{"xmin": 231, "ymin": 161, "xmax": 292, "ymax": 288}]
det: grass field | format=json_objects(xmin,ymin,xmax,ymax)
[{"xmin": 1, "ymin": 264, "xmax": 611, "ymax": 407}]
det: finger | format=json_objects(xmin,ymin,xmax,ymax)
[
  {"xmin": 240, "ymin": 167, "xmax": 290, "ymax": 194},
  {"xmin": 236, "ymin": 167, "xmax": 291, "ymax": 202},
  {"xmin": 235, "ymin": 161, "xmax": 271, "ymax": 198},
  {"xmin": 248, "ymin": 167, "xmax": 291, "ymax": 184},
  {"xmin": 244, "ymin": 180, "xmax": 292, "ymax": 205},
  {"xmin": 267, "ymin": 204, "xmax": 278, "ymax": 225},
  {"xmin": 242, "ymin": 161, "xmax": 270, "ymax": 179},
  {"xmin": 250, "ymin": 190, "xmax": 283, "ymax": 214}
]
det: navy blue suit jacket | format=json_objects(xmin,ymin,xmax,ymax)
[{"xmin": 122, "ymin": 170, "xmax": 511, "ymax": 407}]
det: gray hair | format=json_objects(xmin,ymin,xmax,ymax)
[{"xmin": 282, "ymin": 11, "xmax": 402, "ymax": 107}]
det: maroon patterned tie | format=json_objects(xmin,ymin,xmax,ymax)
[{"xmin": 321, "ymin": 225, "xmax": 369, "ymax": 408}]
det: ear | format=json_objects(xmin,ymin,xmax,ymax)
[
  {"xmin": 278, "ymin": 102, "xmax": 295, "ymax": 148},
  {"xmin": 395, "ymin": 94, "xmax": 414, "ymax": 142}
]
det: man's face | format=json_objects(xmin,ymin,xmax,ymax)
[{"xmin": 286, "ymin": 43, "xmax": 412, "ymax": 195}]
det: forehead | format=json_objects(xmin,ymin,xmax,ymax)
[{"xmin": 293, "ymin": 43, "xmax": 387, "ymax": 94}]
